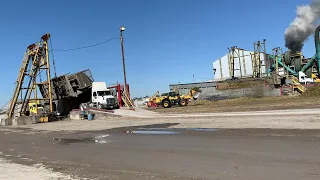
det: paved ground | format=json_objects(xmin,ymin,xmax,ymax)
[
  {"xmin": 1, "ymin": 108, "xmax": 320, "ymax": 179},
  {"xmin": 1, "ymin": 124, "xmax": 320, "ymax": 180},
  {"xmin": 21, "ymin": 108, "xmax": 320, "ymax": 131}
]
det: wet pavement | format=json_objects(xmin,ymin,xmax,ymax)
[
  {"xmin": 122, "ymin": 127, "xmax": 217, "ymax": 135},
  {"xmin": 50, "ymin": 126, "xmax": 217, "ymax": 145},
  {"xmin": 1, "ymin": 124, "xmax": 320, "ymax": 180},
  {"xmin": 136, "ymin": 127, "xmax": 218, "ymax": 132},
  {"xmin": 123, "ymin": 130, "xmax": 181, "ymax": 135}
]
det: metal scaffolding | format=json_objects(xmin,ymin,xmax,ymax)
[
  {"xmin": 272, "ymin": 47, "xmax": 283, "ymax": 86},
  {"xmin": 252, "ymin": 39, "xmax": 267, "ymax": 78},
  {"xmin": 228, "ymin": 46, "xmax": 242, "ymax": 79},
  {"xmin": 8, "ymin": 34, "xmax": 53, "ymax": 118}
]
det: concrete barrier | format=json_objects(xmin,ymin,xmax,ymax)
[
  {"xmin": 93, "ymin": 111, "xmax": 121, "ymax": 119},
  {"xmin": 200, "ymin": 87, "xmax": 281, "ymax": 101},
  {"xmin": 1, "ymin": 118, "xmax": 12, "ymax": 126},
  {"xmin": 12, "ymin": 116, "xmax": 38, "ymax": 126},
  {"xmin": 69, "ymin": 111, "xmax": 81, "ymax": 120}
]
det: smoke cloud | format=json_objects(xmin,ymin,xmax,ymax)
[{"xmin": 285, "ymin": 0, "xmax": 320, "ymax": 52}]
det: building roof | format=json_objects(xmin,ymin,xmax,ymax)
[{"xmin": 169, "ymin": 81, "xmax": 216, "ymax": 86}]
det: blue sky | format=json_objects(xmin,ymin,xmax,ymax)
[{"xmin": 0, "ymin": 0, "xmax": 315, "ymax": 105}]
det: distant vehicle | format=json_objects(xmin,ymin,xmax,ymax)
[
  {"xmin": 148, "ymin": 89, "xmax": 201, "ymax": 108},
  {"xmin": 83, "ymin": 82, "xmax": 119, "ymax": 110},
  {"xmin": 299, "ymin": 71, "xmax": 315, "ymax": 84}
]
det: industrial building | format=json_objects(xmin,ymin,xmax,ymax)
[
  {"xmin": 212, "ymin": 46, "xmax": 273, "ymax": 81},
  {"xmin": 170, "ymin": 42, "xmax": 273, "ymax": 96},
  {"xmin": 169, "ymin": 81, "xmax": 217, "ymax": 96}
]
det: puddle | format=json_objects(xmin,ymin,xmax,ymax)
[
  {"xmin": 53, "ymin": 138, "xmax": 93, "ymax": 144},
  {"xmin": 53, "ymin": 134, "xmax": 111, "ymax": 145},
  {"xmin": 94, "ymin": 139, "xmax": 110, "ymax": 144},
  {"xmin": 137, "ymin": 128, "xmax": 168, "ymax": 131},
  {"xmin": 96, "ymin": 134, "xmax": 110, "ymax": 138},
  {"xmin": 94, "ymin": 134, "xmax": 111, "ymax": 144},
  {"xmin": 123, "ymin": 130, "xmax": 180, "ymax": 135},
  {"xmin": 185, "ymin": 128, "xmax": 217, "ymax": 132},
  {"xmin": 137, "ymin": 128, "xmax": 217, "ymax": 132}
]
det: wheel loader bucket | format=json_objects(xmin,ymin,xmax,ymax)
[{"xmin": 192, "ymin": 91, "xmax": 200, "ymax": 100}]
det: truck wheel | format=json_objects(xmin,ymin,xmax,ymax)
[
  {"xmin": 179, "ymin": 99, "xmax": 188, "ymax": 106},
  {"xmin": 162, "ymin": 99, "xmax": 171, "ymax": 108},
  {"xmin": 97, "ymin": 103, "xmax": 102, "ymax": 109}
]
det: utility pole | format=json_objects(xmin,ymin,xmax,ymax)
[{"xmin": 120, "ymin": 26, "xmax": 128, "ymax": 96}]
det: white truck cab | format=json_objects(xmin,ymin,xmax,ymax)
[
  {"xmin": 91, "ymin": 82, "xmax": 119, "ymax": 109},
  {"xmin": 298, "ymin": 71, "xmax": 314, "ymax": 84}
]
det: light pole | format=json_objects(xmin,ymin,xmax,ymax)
[{"xmin": 120, "ymin": 26, "xmax": 128, "ymax": 96}]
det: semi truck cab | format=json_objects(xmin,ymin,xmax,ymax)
[{"xmin": 91, "ymin": 82, "xmax": 119, "ymax": 109}]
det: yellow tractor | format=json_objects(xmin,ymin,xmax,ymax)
[{"xmin": 148, "ymin": 88, "xmax": 201, "ymax": 108}]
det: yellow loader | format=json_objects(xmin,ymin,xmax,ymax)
[{"xmin": 148, "ymin": 88, "xmax": 201, "ymax": 108}]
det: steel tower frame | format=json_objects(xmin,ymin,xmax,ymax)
[{"xmin": 8, "ymin": 34, "xmax": 53, "ymax": 118}]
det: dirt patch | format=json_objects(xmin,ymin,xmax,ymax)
[
  {"xmin": 302, "ymin": 84, "xmax": 320, "ymax": 97},
  {"xmin": 150, "ymin": 96, "xmax": 320, "ymax": 114},
  {"xmin": 217, "ymin": 79, "xmax": 266, "ymax": 90}
]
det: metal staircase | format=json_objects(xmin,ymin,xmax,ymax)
[{"xmin": 291, "ymin": 76, "xmax": 306, "ymax": 94}]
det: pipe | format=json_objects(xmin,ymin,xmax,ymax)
[
  {"xmin": 297, "ymin": 25, "xmax": 320, "ymax": 74},
  {"xmin": 267, "ymin": 55, "xmax": 297, "ymax": 76},
  {"xmin": 268, "ymin": 64, "xmax": 275, "ymax": 73},
  {"xmin": 267, "ymin": 55, "xmax": 276, "ymax": 73},
  {"xmin": 301, "ymin": 54, "xmax": 316, "ymax": 72},
  {"xmin": 267, "ymin": 24, "xmax": 320, "ymax": 76},
  {"xmin": 278, "ymin": 59, "xmax": 297, "ymax": 76},
  {"xmin": 315, "ymin": 25, "xmax": 320, "ymax": 74}
]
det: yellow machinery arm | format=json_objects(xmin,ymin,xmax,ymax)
[
  {"xmin": 180, "ymin": 89, "xmax": 201, "ymax": 100},
  {"xmin": 151, "ymin": 91, "xmax": 159, "ymax": 99},
  {"xmin": 312, "ymin": 73, "xmax": 320, "ymax": 83}
]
